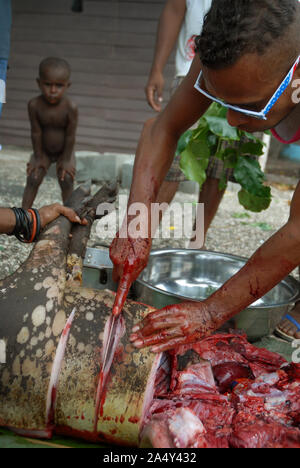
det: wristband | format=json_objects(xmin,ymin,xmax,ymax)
[
  {"xmin": 32, "ymin": 208, "xmax": 41, "ymax": 242},
  {"xmin": 9, "ymin": 207, "xmax": 41, "ymax": 243}
]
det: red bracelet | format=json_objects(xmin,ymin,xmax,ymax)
[{"xmin": 27, "ymin": 209, "xmax": 37, "ymax": 243}]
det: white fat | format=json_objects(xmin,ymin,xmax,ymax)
[
  {"xmin": 264, "ymin": 390, "xmax": 288, "ymax": 409},
  {"xmin": 178, "ymin": 372, "xmax": 213, "ymax": 389},
  {"xmin": 45, "ymin": 308, "xmax": 75, "ymax": 424},
  {"xmin": 255, "ymin": 372, "xmax": 280, "ymax": 386},
  {"xmin": 169, "ymin": 408, "xmax": 206, "ymax": 448}
]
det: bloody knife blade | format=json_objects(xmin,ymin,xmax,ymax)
[
  {"xmin": 94, "ymin": 272, "xmax": 132, "ymax": 430},
  {"xmin": 102, "ymin": 314, "xmax": 119, "ymax": 374},
  {"xmin": 94, "ymin": 312, "xmax": 121, "ymax": 431},
  {"xmin": 101, "ymin": 278, "xmax": 130, "ymax": 375}
]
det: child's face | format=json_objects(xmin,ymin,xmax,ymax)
[{"xmin": 37, "ymin": 67, "xmax": 70, "ymax": 105}]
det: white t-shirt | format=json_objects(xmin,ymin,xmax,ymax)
[{"xmin": 175, "ymin": 0, "xmax": 212, "ymax": 77}]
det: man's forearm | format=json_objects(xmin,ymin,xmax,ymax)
[
  {"xmin": 0, "ymin": 208, "xmax": 16, "ymax": 234},
  {"xmin": 124, "ymin": 118, "xmax": 178, "ymax": 238},
  {"xmin": 128, "ymin": 57, "xmax": 211, "ymax": 232},
  {"xmin": 206, "ymin": 220, "xmax": 300, "ymax": 328},
  {"xmin": 129, "ymin": 119, "xmax": 178, "ymax": 204}
]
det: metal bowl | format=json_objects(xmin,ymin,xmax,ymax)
[
  {"xmin": 82, "ymin": 247, "xmax": 117, "ymax": 292},
  {"xmin": 82, "ymin": 247, "xmax": 300, "ymax": 342},
  {"xmin": 132, "ymin": 249, "xmax": 300, "ymax": 341}
]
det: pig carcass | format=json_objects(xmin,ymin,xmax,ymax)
[{"xmin": 0, "ymin": 184, "xmax": 300, "ymax": 448}]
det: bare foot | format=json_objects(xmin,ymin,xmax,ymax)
[{"xmin": 276, "ymin": 301, "xmax": 300, "ymax": 340}]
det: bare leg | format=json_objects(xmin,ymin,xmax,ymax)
[
  {"xmin": 276, "ymin": 303, "xmax": 300, "ymax": 340},
  {"xmin": 276, "ymin": 265, "xmax": 300, "ymax": 340},
  {"xmin": 189, "ymin": 177, "xmax": 225, "ymax": 249},
  {"xmin": 22, "ymin": 163, "xmax": 50, "ymax": 210},
  {"xmin": 58, "ymin": 173, "xmax": 74, "ymax": 204},
  {"xmin": 57, "ymin": 153, "xmax": 75, "ymax": 204}
]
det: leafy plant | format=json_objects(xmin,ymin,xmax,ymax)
[
  {"xmin": 231, "ymin": 212, "xmax": 251, "ymax": 219},
  {"xmin": 241, "ymin": 222, "xmax": 273, "ymax": 231},
  {"xmin": 177, "ymin": 103, "xmax": 271, "ymax": 212}
]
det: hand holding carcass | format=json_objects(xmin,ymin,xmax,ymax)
[
  {"xmin": 38, "ymin": 203, "xmax": 88, "ymax": 229},
  {"xmin": 129, "ymin": 300, "xmax": 218, "ymax": 353}
]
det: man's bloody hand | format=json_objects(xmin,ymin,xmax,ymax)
[
  {"xmin": 110, "ymin": 234, "xmax": 152, "ymax": 316},
  {"xmin": 129, "ymin": 301, "xmax": 218, "ymax": 353}
]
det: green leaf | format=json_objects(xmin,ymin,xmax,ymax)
[
  {"xmin": 222, "ymin": 148, "xmax": 238, "ymax": 168},
  {"xmin": 249, "ymin": 222, "xmax": 273, "ymax": 231},
  {"xmin": 189, "ymin": 139, "xmax": 210, "ymax": 159},
  {"xmin": 207, "ymin": 134, "xmax": 218, "ymax": 148},
  {"xmin": 241, "ymin": 131, "xmax": 259, "ymax": 141},
  {"xmin": 179, "ymin": 140, "xmax": 210, "ymax": 188},
  {"xmin": 204, "ymin": 116, "xmax": 239, "ymax": 140},
  {"xmin": 176, "ymin": 129, "xmax": 194, "ymax": 154},
  {"xmin": 233, "ymin": 157, "xmax": 270, "ymax": 198},
  {"xmin": 205, "ymin": 102, "xmax": 227, "ymax": 118},
  {"xmin": 177, "ymin": 102, "xmax": 271, "ymax": 213},
  {"xmin": 218, "ymin": 171, "xmax": 228, "ymax": 191},
  {"xmin": 240, "ymin": 141, "xmax": 264, "ymax": 157},
  {"xmin": 232, "ymin": 212, "xmax": 251, "ymax": 219},
  {"xmin": 238, "ymin": 188, "xmax": 272, "ymax": 212}
]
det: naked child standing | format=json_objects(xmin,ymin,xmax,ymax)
[{"xmin": 22, "ymin": 57, "xmax": 78, "ymax": 209}]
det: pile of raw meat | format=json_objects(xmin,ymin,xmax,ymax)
[{"xmin": 142, "ymin": 332, "xmax": 300, "ymax": 448}]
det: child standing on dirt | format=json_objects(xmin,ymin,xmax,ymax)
[{"xmin": 22, "ymin": 57, "xmax": 78, "ymax": 209}]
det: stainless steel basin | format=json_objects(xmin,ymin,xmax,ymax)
[
  {"xmin": 83, "ymin": 247, "xmax": 300, "ymax": 341},
  {"xmin": 82, "ymin": 246, "xmax": 117, "ymax": 292}
]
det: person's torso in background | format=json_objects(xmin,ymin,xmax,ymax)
[
  {"xmin": 175, "ymin": 0, "xmax": 212, "ymax": 77},
  {"xmin": 0, "ymin": 0, "xmax": 12, "ymax": 60}
]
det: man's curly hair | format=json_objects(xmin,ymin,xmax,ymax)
[{"xmin": 196, "ymin": 0, "xmax": 299, "ymax": 69}]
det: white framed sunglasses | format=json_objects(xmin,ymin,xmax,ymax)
[{"xmin": 194, "ymin": 54, "xmax": 300, "ymax": 120}]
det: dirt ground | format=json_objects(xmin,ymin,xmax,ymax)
[{"xmin": 0, "ymin": 145, "xmax": 298, "ymax": 282}]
